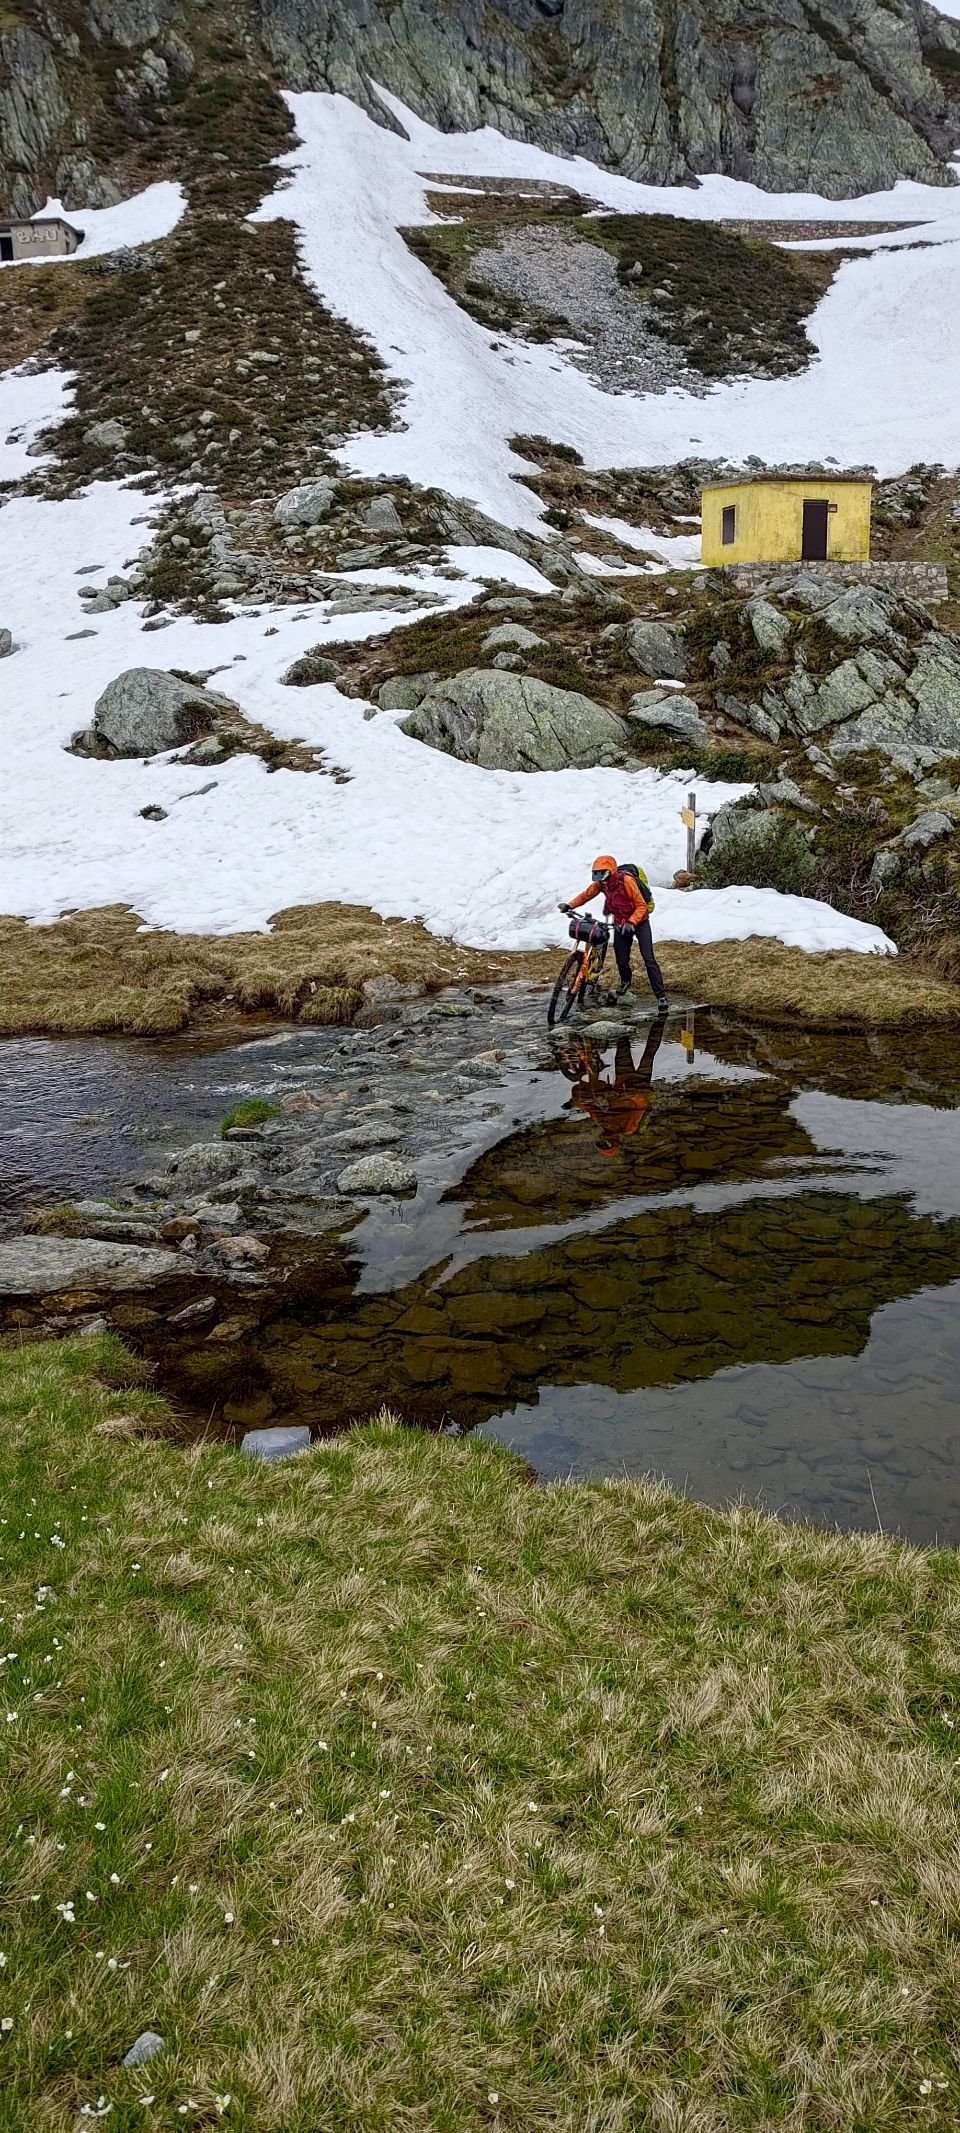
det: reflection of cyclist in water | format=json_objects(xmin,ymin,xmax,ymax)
[{"xmin": 560, "ymin": 1019, "xmax": 667, "ymax": 1155}]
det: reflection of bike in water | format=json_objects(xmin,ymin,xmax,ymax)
[{"xmin": 557, "ymin": 1020, "xmax": 667, "ymax": 1155}]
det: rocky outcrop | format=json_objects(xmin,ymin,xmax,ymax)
[
  {"xmin": 258, "ymin": 0, "xmax": 960, "ymax": 198},
  {"xmin": 691, "ymin": 576, "xmax": 960, "ymax": 776},
  {"xmin": 71, "ymin": 667, "xmax": 242, "ymax": 758},
  {"xmin": 3, "ymin": 0, "xmax": 958, "ymax": 221},
  {"xmin": 400, "ymin": 668, "xmax": 628, "ymax": 771}
]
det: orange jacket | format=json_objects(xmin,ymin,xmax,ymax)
[{"xmin": 568, "ymin": 869, "xmax": 648, "ymax": 924}]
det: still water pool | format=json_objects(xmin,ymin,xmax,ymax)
[{"xmin": 2, "ymin": 1004, "xmax": 960, "ymax": 1543}]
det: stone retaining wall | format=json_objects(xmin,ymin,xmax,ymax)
[{"xmin": 722, "ymin": 560, "xmax": 949, "ymax": 602}]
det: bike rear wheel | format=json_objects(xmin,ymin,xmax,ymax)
[{"xmin": 548, "ymin": 952, "xmax": 584, "ymax": 1026}]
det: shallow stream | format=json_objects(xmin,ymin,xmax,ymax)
[{"xmin": 2, "ymin": 998, "xmax": 960, "ymax": 1545}]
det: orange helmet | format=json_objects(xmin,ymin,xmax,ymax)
[{"xmin": 591, "ymin": 854, "xmax": 617, "ymax": 879}]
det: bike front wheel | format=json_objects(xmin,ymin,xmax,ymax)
[{"xmin": 547, "ymin": 952, "xmax": 584, "ymax": 1026}]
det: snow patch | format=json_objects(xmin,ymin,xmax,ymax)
[
  {"xmin": 0, "ymin": 481, "xmax": 893, "ymax": 956},
  {"xmin": 255, "ymin": 91, "xmax": 960, "ymax": 529}
]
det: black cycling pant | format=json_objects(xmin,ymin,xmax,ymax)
[{"xmin": 613, "ymin": 919, "xmax": 665, "ymax": 999}]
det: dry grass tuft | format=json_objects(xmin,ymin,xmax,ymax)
[
  {"xmin": 3, "ymin": 1334, "xmax": 960, "ymax": 2130},
  {"xmin": 660, "ymin": 932, "xmax": 960, "ymax": 1028},
  {"xmin": 1, "ymin": 904, "xmax": 958, "ymax": 1039}
]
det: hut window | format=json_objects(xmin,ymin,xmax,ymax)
[{"xmin": 721, "ymin": 504, "xmax": 736, "ymax": 546}]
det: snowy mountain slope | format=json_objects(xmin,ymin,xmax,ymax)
[
  {"xmin": 260, "ymin": 90, "xmax": 960, "ymax": 530},
  {"xmin": 9, "ymin": 73, "xmax": 960, "ymax": 965}
]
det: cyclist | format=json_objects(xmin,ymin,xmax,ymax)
[{"xmin": 559, "ymin": 854, "xmax": 668, "ymax": 1010}]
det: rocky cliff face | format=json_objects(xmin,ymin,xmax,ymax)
[
  {"xmin": 257, "ymin": 0, "xmax": 960, "ymax": 197},
  {"xmin": 2, "ymin": 0, "xmax": 960, "ymax": 219}
]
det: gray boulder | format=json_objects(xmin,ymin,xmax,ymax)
[
  {"xmin": 122, "ymin": 2034, "xmax": 165, "ymax": 2070},
  {"xmin": 744, "ymin": 598, "xmax": 792, "ymax": 657},
  {"xmin": 897, "ymin": 809, "xmax": 955, "ymax": 850},
  {"xmin": 0, "ymin": 628, "xmax": 12, "ymax": 658},
  {"xmin": 623, "ymin": 618, "xmax": 688, "ymax": 680},
  {"xmin": 273, "ymin": 479, "xmax": 337, "ymax": 530},
  {"xmin": 360, "ymin": 494, "xmax": 404, "ymax": 537},
  {"xmin": 627, "ymin": 689, "xmax": 708, "ymax": 747},
  {"xmin": 704, "ymin": 802, "xmax": 816, "ymax": 885},
  {"xmin": 73, "ymin": 669, "xmax": 240, "ymax": 759},
  {"xmin": 83, "ymin": 418, "xmax": 127, "ymax": 451},
  {"xmin": 336, "ymin": 1154, "xmax": 417, "ymax": 1196},
  {"xmin": 241, "ymin": 1425, "xmax": 311, "ymax": 1461},
  {"xmin": 400, "ymin": 668, "xmax": 627, "ymax": 771},
  {"xmin": 378, "ymin": 672, "xmax": 437, "ymax": 711},
  {"xmin": 167, "ymin": 1141, "xmax": 243, "ymax": 1192},
  {"xmin": 480, "ymin": 623, "xmax": 545, "ymax": 654}
]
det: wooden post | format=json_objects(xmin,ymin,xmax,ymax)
[{"xmin": 681, "ymin": 791, "xmax": 697, "ymax": 872}]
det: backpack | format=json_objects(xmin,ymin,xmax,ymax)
[{"xmin": 621, "ymin": 862, "xmax": 655, "ymax": 914}]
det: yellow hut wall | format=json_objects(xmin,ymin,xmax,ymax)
[{"xmin": 700, "ymin": 480, "xmax": 872, "ymax": 566}]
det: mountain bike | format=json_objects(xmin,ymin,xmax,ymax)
[{"xmin": 547, "ymin": 914, "xmax": 611, "ymax": 1026}]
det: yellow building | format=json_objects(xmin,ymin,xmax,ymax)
[{"xmin": 700, "ymin": 475, "xmax": 872, "ymax": 568}]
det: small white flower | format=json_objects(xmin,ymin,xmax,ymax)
[
  {"xmin": 527, "ymin": 1802, "xmax": 538, "ymax": 1813},
  {"xmin": 215, "ymin": 2095, "xmax": 232, "ymax": 2114},
  {"xmin": 158, "ymin": 1768, "xmax": 170, "ymax": 1782},
  {"xmin": 379, "ymin": 1790, "xmax": 391, "ymax": 1799},
  {"xmin": 316, "ymin": 1741, "xmax": 328, "ymax": 1752},
  {"xmin": 488, "ymin": 2092, "xmax": 499, "ymax": 2106},
  {"xmin": 1, "ymin": 2017, "xmax": 13, "ymax": 2031},
  {"xmin": 504, "ymin": 1878, "xmax": 515, "ymax": 1890},
  {"xmin": 920, "ymin": 2080, "xmax": 933, "ymax": 2095},
  {"xmin": 110, "ymin": 1874, "xmax": 120, "ymax": 1886},
  {"xmin": 223, "ymin": 1911, "xmax": 234, "ymax": 1924},
  {"xmin": 5, "ymin": 1713, "xmax": 17, "ymax": 1724}
]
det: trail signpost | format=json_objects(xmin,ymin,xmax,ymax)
[{"xmin": 681, "ymin": 791, "xmax": 697, "ymax": 873}]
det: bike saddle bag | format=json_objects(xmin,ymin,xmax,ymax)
[{"xmin": 568, "ymin": 916, "xmax": 609, "ymax": 946}]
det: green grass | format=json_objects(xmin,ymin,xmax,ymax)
[
  {"xmin": 219, "ymin": 1101, "xmax": 278, "ymax": 1138},
  {"xmin": 2, "ymin": 1337, "xmax": 960, "ymax": 2128}
]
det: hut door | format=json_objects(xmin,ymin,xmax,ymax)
[
  {"xmin": 802, "ymin": 499, "xmax": 829, "ymax": 559},
  {"xmin": 0, "ymin": 234, "xmax": 13, "ymax": 261}
]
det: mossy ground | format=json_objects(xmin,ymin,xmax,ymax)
[{"xmin": 2, "ymin": 1333, "xmax": 960, "ymax": 2130}]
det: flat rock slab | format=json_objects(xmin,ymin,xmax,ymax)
[
  {"xmin": 0, "ymin": 1236, "xmax": 180, "ymax": 1297},
  {"xmin": 241, "ymin": 1425, "xmax": 312, "ymax": 1461}
]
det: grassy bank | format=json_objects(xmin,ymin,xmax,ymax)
[
  {"xmin": 2, "ymin": 904, "xmax": 960, "ymax": 1036},
  {"xmin": 1, "ymin": 1337, "xmax": 959, "ymax": 2130}
]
